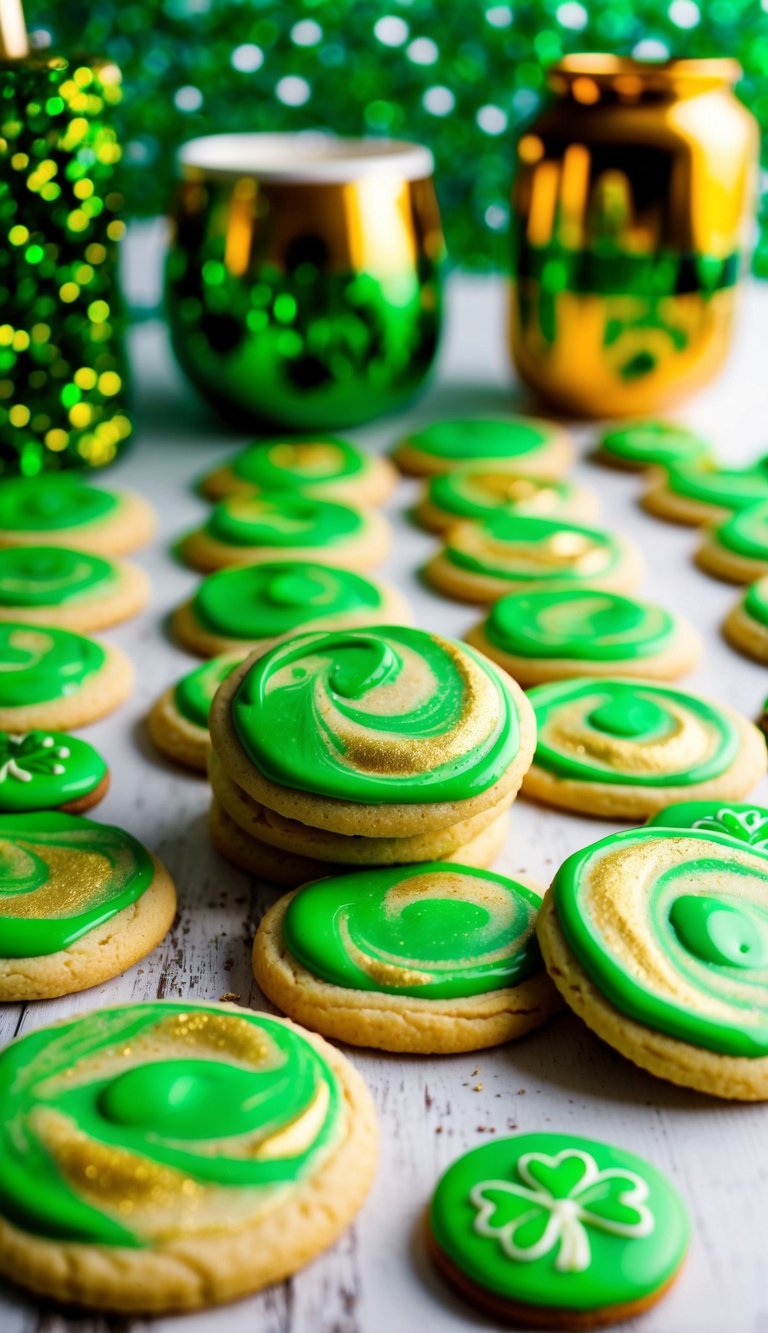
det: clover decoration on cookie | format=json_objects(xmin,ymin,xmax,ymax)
[
  {"xmin": 0, "ymin": 733, "xmax": 70, "ymax": 785},
  {"xmin": 470, "ymin": 1148, "xmax": 654, "ymax": 1274},
  {"xmin": 692, "ymin": 807, "xmax": 768, "ymax": 850}
]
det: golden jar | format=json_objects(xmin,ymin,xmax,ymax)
[{"xmin": 509, "ymin": 57, "xmax": 758, "ymax": 417}]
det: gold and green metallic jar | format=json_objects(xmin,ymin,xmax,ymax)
[
  {"xmin": 166, "ymin": 135, "xmax": 444, "ymax": 431},
  {"xmin": 509, "ymin": 57, "xmax": 758, "ymax": 417}
]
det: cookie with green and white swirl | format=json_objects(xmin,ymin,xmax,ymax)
[
  {"xmin": 253, "ymin": 863, "xmax": 561, "ymax": 1053},
  {"xmin": 522, "ymin": 677, "xmax": 767, "ymax": 819},
  {"xmin": 414, "ymin": 462, "xmax": 600, "ymax": 533},
  {"xmin": 0, "ymin": 730, "xmax": 109, "ymax": 812},
  {"xmin": 646, "ymin": 800, "xmax": 768, "ymax": 850},
  {"xmin": 171, "ymin": 560, "xmax": 411, "ymax": 658},
  {"xmin": 200, "ymin": 435, "xmax": 397, "ymax": 507},
  {"xmin": 148, "ymin": 652, "xmax": 246, "ymax": 772},
  {"xmin": 0, "ymin": 1000, "xmax": 377, "ymax": 1312},
  {"xmin": 595, "ymin": 419, "xmax": 711, "ymax": 471},
  {"xmin": 0, "ymin": 811, "xmax": 175, "ymax": 1000},
  {"xmin": 537, "ymin": 824, "xmax": 768, "ymax": 1098},
  {"xmin": 0, "ymin": 475, "xmax": 155, "ymax": 555},
  {"xmin": 0, "ymin": 545, "xmax": 149, "ymax": 632},
  {"xmin": 723, "ymin": 576, "xmax": 768, "ymax": 663},
  {"xmin": 466, "ymin": 589, "xmax": 701, "ymax": 687},
  {"xmin": 178, "ymin": 492, "xmax": 391, "ymax": 575},
  {"xmin": 209, "ymin": 625, "xmax": 536, "ymax": 840},
  {"xmin": 0, "ymin": 622, "xmax": 133, "ymax": 731},
  {"xmin": 643, "ymin": 454, "xmax": 768, "ymax": 526},
  {"xmin": 696, "ymin": 500, "xmax": 768, "ymax": 584},
  {"xmin": 425, "ymin": 513, "xmax": 645, "ymax": 605},
  {"xmin": 393, "ymin": 416, "xmax": 573, "ymax": 479},
  {"xmin": 428, "ymin": 1132, "xmax": 689, "ymax": 1328}
]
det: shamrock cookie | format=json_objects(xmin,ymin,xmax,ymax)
[
  {"xmin": 0, "ymin": 731, "xmax": 108, "ymax": 812},
  {"xmin": 643, "ymin": 455, "xmax": 768, "ymax": 526},
  {"xmin": 0, "ymin": 1000, "xmax": 377, "ymax": 1312},
  {"xmin": 178, "ymin": 493, "xmax": 390, "ymax": 574},
  {"xmin": 425, "ymin": 513, "xmax": 644, "ymax": 605},
  {"xmin": 414, "ymin": 462, "xmax": 599, "ymax": 533},
  {"xmin": 647, "ymin": 800, "xmax": 768, "ymax": 850},
  {"xmin": 696, "ymin": 500, "xmax": 768, "ymax": 584},
  {"xmin": 393, "ymin": 416, "xmax": 572, "ymax": 478},
  {"xmin": 466, "ymin": 590, "xmax": 700, "ymax": 687},
  {"xmin": 0, "ymin": 623, "xmax": 133, "ymax": 731},
  {"xmin": 0, "ymin": 546, "xmax": 148, "ymax": 631},
  {"xmin": 209, "ymin": 625, "xmax": 536, "ymax": 839},
  {"xmin": 523, "ymin": 678, "xmax": 767, "ymax": 818},
  {"xmin": 172, "ymin": 560, "xmax": 410, "ymax": 658},
  {"xmin": 428, "ymin": 1132, "xmax": 689, "ymax": 1328},
  {"xmin": 200, "ymin": 435, "xmax": 396, "ymax": 507},
  {"xmin": 0, "ymin": 475, "xmax": 155, "ymax": 554},
  {"xmin": 0, "ymin": 812, "xmax": 175, "ymax": 1000},
  {"xmin": 724, "ymin": 577, "xmax": 768, "ymax": 663},
  {"xmin": 596, "ymin": 419, "xmax": 710, "ymax": 471},
  {"xmin": 253, "ymin": 864, "xmax": 560, "ymax": 1053},
  {"xmin": 148, "ymin": 652, "xmax": 245, "ymax": 772},
  {"xmin": 538, "ymin": 825, "xmax": 768, "ymax": 1098}
]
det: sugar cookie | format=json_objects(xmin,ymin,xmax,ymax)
[
  {"xmin": 643, "ymin": 455, "xmax": 768, "ymax": 526},
  {"xmin": 393, "ymin": 417, "xmax": 572, "ymax": 478},
  {"xmin": 0, "ymin": 623, "xmax": 133, "ymax": 731},
  {"xmin": 0, "ymin": 730, "xmax": 108, "ymax": 812},
  {"xmin": 414, "ymin": 463, "xmax": 599, "ymax": 533},
  {"xmin": 646, "ymin": 799, "xmax": 768, "ymax": 850},
  {"xmin": 0, "ymin": 545, "xmax": 148, "ymax": 631},
  {"xmin": 148, "ymin": 652, "xmax": 245, "ymax": 772},
  {"xmin": 696, "ymin": 500, "xmax": 768, "ymax": 584},
  {"xmin": 200, "ymin": 436, "xmax": 396, "ymax": 507},
  {"xmin": 0, "ymin": 475, "xmax": 155, "ymax": 554},
  {"xmin": 723, "ymin": 577, "xmax": 768, "ymax": 663},
  {"xmin": 596, "ymin": 419, "xmax": 710, "ymax": 471}
]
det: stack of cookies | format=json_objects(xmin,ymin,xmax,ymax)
[{"xmin": 206, "ymin": 623, "xmax": 536, "ymax": 886}]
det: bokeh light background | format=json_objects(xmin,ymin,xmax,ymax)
[{"xmin": 28, "ymin": 1, "xmax": 768, "ymax": 274}]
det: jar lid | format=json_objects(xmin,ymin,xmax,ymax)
[{"xmin": 177, "ymin": 133, "xmax": 434, "ymax": 184}]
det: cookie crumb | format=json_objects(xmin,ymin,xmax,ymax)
[{"xmin": 219, "ymin": 991, "xmax": 240, "ymax": 1002}]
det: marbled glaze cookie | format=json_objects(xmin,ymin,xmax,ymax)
[
  {"xmin": 646, "ymin": 800, "xmax": 768, "ymax": 850},
  {"xmin": 0, "ymin": 546, "xmax": 148, "ymax": 631},
  {"xmin": 425, "ymin": 513, "xmax": 644, "ymax": 605},
  {"xmin": 172, "ymin": 560, "xmax": 410, "ymax": 658},
  {"xmin": 523, "ymin": 678, "xmax": 767, "ymax": 818},
  {"xmin": 393, "ymin": 417, "xmax": 572, "ymax": 478},
  {"xmin": 200, "ymin": 436, "xmax": 396, "ymax": 507},
  {"xmin": 428, "ymin": 1132, "xmax": 689, "ymax": 1328},
  {"xmin": 0, "ymin": 475, "xmax": 155, "ymax": 554},
  {"xmin": 0, "ymin": 811, "xmax": 175, "ymax": 999},
  {"xmin": 596, "ymin": 419, "xmax": 710, "ymax": 471},
  {"xmin": 538, "ymin": 825, "xmax": 768, "ymax": 1099},
  {"xmin": 0, "ymin": 623, "xmax": 133, "ymax": 731},
  {"xmin": 723, "ymin": 576, "xmax": 768, "ymax": 663},
  {"xmin": 466, "ymin": 590, "xmax": 700, "ymax": 687},
  {"xmin": 696, "ymin": 500, "xmax": 768, "ymax": 584},
  {"xmin": 209, "ymin": 625, "xmax": 536, "ymax": 839},
  {"xmin": 148, "ymin": 652, "xmax": 245, "ymax": 772},
  {"xmin": 643, "ymin": 455, "xmax": 768, "ymax": 526},
  {"xmin": 0, "ymin": 731, "xmax": 108, "ymax": 812},
  {"xmin": 253, "ymin": 864, "xmax": 560, "ymax": 1053},
  {"xmin": 0, "ymin": 1001, "xmax": 377, "ymax": 1312},
  {"xmin": 178, "ymin": 493, "xmax": 390, "ymax": 574},
  {"xmin": 414, "ymin": 463, "xmax": 599, "ymax": 533}
]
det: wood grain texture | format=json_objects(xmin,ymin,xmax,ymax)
[{"xmin": 1, "ymin": 273, "xmax": 767, "ymax": 1333}]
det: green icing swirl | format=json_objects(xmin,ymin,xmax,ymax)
[
  {"xmin": 665, "ymin": 456, "xmax": 768, "ymax": 510},
  {"xmin": 0, "ymin": 732, "xmax": 106, "ymax": 811},
  {"xmin": 713, "ymin": 501, "xmax": 768, "ymax": 561},
  {"xmin": 530, "ymin": 678, "xmax": 740, "ymax": 786},
  {"xmin": 174, "ymin": 653, "xmax": 244, "ymax": 729},
  {"xmin": 600, "ymin": 420, "xmax": 710, "ymax": 467},
  {"xmin": 283, "ymin": 864, "xmax": 543, "ymax": 999},
  {"xmin": 192, "ymin": 561, "xmax": 385, "ymax": 640},
  {"xmin": 744, "ymin": 578, "xmax": 768, "ymax": 628},
  {"xmin": 0, "ymin": 811, "xmax": 152, "ymax": 957},
  {"xmin": 0, "ymin": 624, "xmax": 106, "ymax": 707},
  {"xmin": 428, "ymin": 466, "xmax": 578, "ymax": 523},
  {"xmin": 430, "ymin": 1132, "xmax": 689, "ymax": 1312},
  {"xmin": 554, "ymin": 826, "xmax": 768, "ymax": 1056},
  {"xmin": 444, "ymin": 513, "xmax": 621, "ymax": 584},
  {"xmin": 0, "ymin": 1001, "xmax": 342, "ymax": 1245},
  {"xmin": 206, "ymin": 494, "xmax": 363, "ymax": 549},
  {"xmin": 231, "ymin": 437, "xmax": 365, "ymax": 489},
  {"xmin": 0, "ymin": 477, "xmax": 118, "ymax": 532},
  {"xmin": 406, "ymin": 417, "xmax": 552, "ymax": 462},
  {"xmin": 485, "ymin": 590, "xmax": 676, "ymax": 662},
  {"xmin": 0, "ymin": 546, "xmax": 117, "ymax": 608},
  {"xmin": 232, "ymin": 625, "xmax": 521, "ymax": 803},
  {"xmin": 647, "ymin": 801, "xmax": 768, "ymax": 850}
]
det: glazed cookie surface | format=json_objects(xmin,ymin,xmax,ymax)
[
  {"xmin": 0, "ymin": 1001, "xmax": 377, "ymax": 1312},
  {"xmin": 148, "ymin": 652, "xmax": 245, "ymax": 772},
  {"xmin": 523, "ymin": 677, "xmax": 767, "ymax": 818},
  {"xmin": 596, "ymin": 419, "xmax": 710, "ymax": 470},
  {"xmin": 646, "ymin": 800, "xmax": 768, "ymax": 850},
  {"xmin": 0, "ymin": 622, "xmax": 133, "ymax": 731},
  {"xmin": 428, "ymin": 1132, "xmax": 689, "ymax": 1328},
  {"xmin": 466, "ymin": 589, "xmax": 700, "ymax": 687},
  {"xmin": 426, "ymin": 513, "xmax": 644, "ymax": 604},
  {"xmin": 723, "ymin": 576, "xmax": 768, "ymax": 663},
  {"xmin": 539, "ymin": 825, "xmax": 768, "ymax": 1098},
  {"xmin": 0, "ymin": 811, "xmax": 175, "ymax": 999},
  {"xmin": 415, "ymin": 463, "xmax": 599, "ymax": 533},
  {"xmin": 200, "ymin": 436, "xmax": 396, "ymax": 507},
  {"xmin": 0, "ymin": 730, "xmax": 108, "ymax": 812},
  {"xmin": 253, "ymin": 863, "xmax": 560, "ymax": 1053},
  {"xmin": 172, "ymin": 560, "xmax": 410, "ymax": 657},
  {"xmin": 0, "ymin": 475, "xmax": 155, "ymax": 554},
  {"xmin": 696, "ymin": 500, "xmax": 768, "ymax": 584},
  {"xmin": 393, "ymin": 416, "xmax": 572, "ymax": 478},
  {"xmin": 0, "ymin": 545, "xmax": 148, "ymax": 631},
  {"xmin": 643, "ymin": 455, "xmax": 768, "ymax": 525},
  {"xmin": 178, "ymin": 493, "xmax": 390, "ymax": 574}
]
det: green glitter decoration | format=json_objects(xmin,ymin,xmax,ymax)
[{"xmin": 0, "ymin": 51, "xmax": 131, "ymax": 476}]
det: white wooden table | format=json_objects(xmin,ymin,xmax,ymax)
[{"xmin": 2, "ymin": 274, "xmax": 767, "ymax": 1333}]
